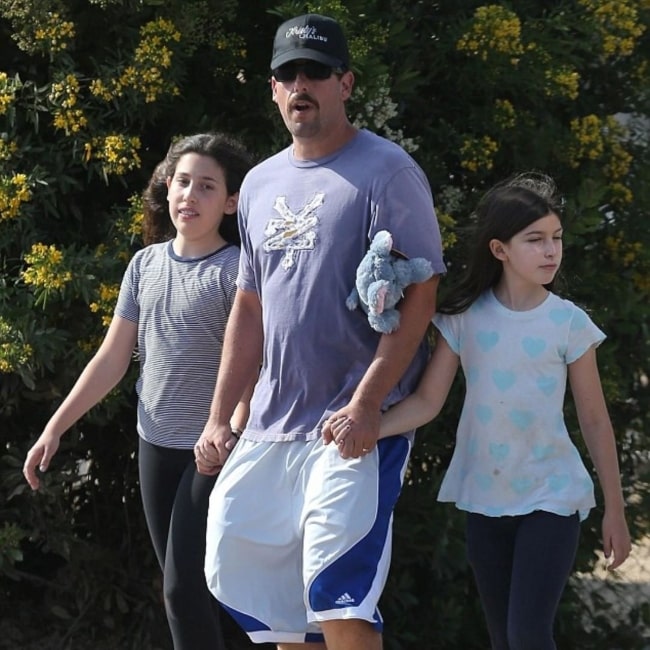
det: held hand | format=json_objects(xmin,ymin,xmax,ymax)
[
  {"xmin": 324, "ymin": 412, "xmax": 352, "ymax": 442},
  {"xmin": 194, "ymin": 422, "xmax": 239, "ymax": 475},
  {"xmin": 322, "ymin": 403, "xmax": 381, "ymax": 459},
  {"xmin": 23, "ymin": 432, "xmax": 60, "ymax": 490},
  {"xmin": 321, "ymin": 409, "xmax": 345, "ymax": 445},
  {"xmin": 602, "ymin": 508, "xmax": 632, "ymax": 571}
]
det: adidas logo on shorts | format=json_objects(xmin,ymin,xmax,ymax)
[{"xmin": 335, "ymin": 592, "xmax": 356, "ymax": 606}]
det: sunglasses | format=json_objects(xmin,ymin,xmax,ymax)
[{"xmin": 272, "ymin": 60, "xmax": 344, "ymax": 82}]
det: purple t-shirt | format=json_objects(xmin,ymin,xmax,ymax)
[{"xmin": 238, "ymin": 129, "xmax": 446, "ymax": 441}]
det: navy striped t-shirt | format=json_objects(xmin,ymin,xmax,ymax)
[{"xmin": 115, "ymin": 240, "xmax": 239, "ymax": 449}]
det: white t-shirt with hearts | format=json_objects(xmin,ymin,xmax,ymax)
[{"xmin": 435, "ymin": 289, "xmax": 605, "ymax": 521}]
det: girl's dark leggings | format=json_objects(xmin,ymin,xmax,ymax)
[
  {"xmin": 466, "ymin": 510, "xmax": 580, "ymax": 650},
  {"xmin": 138, "ymin": 437, "xmax": 225, "ymax": 650}
]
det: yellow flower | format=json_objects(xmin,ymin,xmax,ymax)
[
  {"xmin": 211, "ymin": 32, "xmax": 248, "ymax": 73},
  {"xmin": 124, "ymin": 194, "xmax": 144, "ymax": 238},
  {"xmin": 578, "ymin": 0, "xmax": 646, "ymax": 59},
  {"xmin": 89, "ymin": 78, "xmax": 114, "ymax": 102},
  {"xmin": 605, "ymin": 234, "xmax": 640, "ymax": 264},
  {"xmin": 494, "ymin": 99, "xmax": 516, "ymax": 129},
  {"xmin": 50, "ymin": 73, "xmax": 88, "ymax": 135},
  {"xmin": 568, "ymin": 114, "xmax": 635, "ymax": 188},
  {"xmin": 567, "ymin": 115, "xmax": 604, "ymax": 167},
  {"xmin": 0, "ymin": 71, "xmax": 20, "ymax": 115},
  {"xmin": 83, "ymin": 141, "xmax": 93, "ymax": 163},
  {"xmin": 609, "ymin": 182, "xmax": 633, "ymax": 205},
  {"xmin": 457, "ymin": 5, "xmax": 524, "ymax": 62},
  {"xmin": 0, "ymin": 317, "xmax": 32, "ymax": 374},
  {"xmin": 90, "ymin": 282, "xmax": 120, "ymax": 327},
  {"xmin": 544, "ymin": 66, "xmax": 580, "ymax": 100},
  {"xmin": 605, "ymin": 142, "xmax": 633, "ymax": 180},
  {"xmin": 436, "ymin": 212, "xmax": 458, "ymax": 250},
  {"xmin": 53, "ymin": 108, "xmax": 88, "ymax": 134},
  {"xmin": 33, "ymin": 13, "xmax": 75, "ymax": 53},
  {"xmin": 0, "ymin": 138, "xmax": 18, "ymax": 161},
  {"xmin": 2, "ymin": 6, "xmax": 75, "ymax": 56},
  {"xmin": 22, "ymin": 243, "xmax": 73, "ymax": 292},
  {"xmin": 50, "ymin": 73, "xmax": 81, "ymax": 108},
  {"xmin": 87, "ymin": 134, "xmax": 141, "ymax": 176},
  {"xmin": 0, "ymin": 173, "xmax": 32, "ymax": 220},
  {"xmin": 460, "ymin": 135, "xmax": 499, "ymax": 173},
  {"xmin": 118, "ymin": 18, "xmax": 182, "ymax": 103}
]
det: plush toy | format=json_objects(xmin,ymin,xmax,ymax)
[{"xmin": 346, "ymin": 230, "xmax": 434, "ymax": 334}]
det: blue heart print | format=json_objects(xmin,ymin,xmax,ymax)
[
  {"xmin": 549, "ymin": 308, "xmax": 571, "ymax": 325},
  {"xmin": 465, "ymin": 365, "xmax": 479, "ymax": 385},
  {"xmin": 536, "ymin": 375, "xmax": 558, "ymax": 396},
  {"xmin": 522, "ymin": 337, "xmax": 546, "ymax": 358},
  {"xmin": 475, "ymin": 473, "xmax": 494, "ymax": 491},
  {"xmin": 570, "ymin": 310, "xmax": 589, "ymax": 331},
  {"xmin": 477, "ymin": 330, "xmax": 499, "ymax": 351},
  {"xmin": 532, "ymin": 444, "xmax": 554, "ymax": 460},
  {"xmin": 492, "ymin": 369, "xmax": 516, "ymax": 391},
  {"xmin": 476, "ymin": 404, "xmax": 493, "ymax": 424},
  {"xmin": 509, "ymin": 409, "xmax": 534, "ymax": 430},
  {"xmin": 510, "ymin": 477, "xmax": 533, "ymax": 494},
  {"xmin": 489, "ymin": 442, "xmax": 510, "ymax": 460},
  {"xmin": 548, "ymin": 474, "xmax": 571, "ymax": 492}
]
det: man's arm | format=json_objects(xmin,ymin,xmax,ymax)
[
  {"xmin": 195, "ymin": 288, "xmax": 263, "ymax": 474},
  {"xmin": 323, "ymin": 275, "xmax": 439, "ymax": 458}
]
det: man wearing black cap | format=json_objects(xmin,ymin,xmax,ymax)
[{"xmin": 198, "ymin": 13, "xmax": 445, "ymax": 650}]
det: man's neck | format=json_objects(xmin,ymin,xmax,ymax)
[{"xmin": 292, "ymin": 122, "xmax": 358, "ymax": 161}]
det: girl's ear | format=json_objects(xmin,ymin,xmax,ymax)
[
  {"xmin": 489, "ymin": 238, "xmax": 507, "ymax": 260},
  {"xmin": 224, "ymin": 191, "xmax": 239, "ymax": 216}
]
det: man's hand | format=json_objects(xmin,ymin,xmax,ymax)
[
  {"xmin": 321, "ymin": 402, "xmax": 381, "ymax": 459},
  {"xmin": 194, "ymin": 422, "xmax": 239, "ymax": 475}
]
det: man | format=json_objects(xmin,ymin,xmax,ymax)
[{"xmin": 195, "ymin": 13, "xmax": 445, "ymax": 650}]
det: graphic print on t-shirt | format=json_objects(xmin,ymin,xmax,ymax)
[{"xmin": 263, "ymin": 193, "xmax": 324, "ymax": 269}]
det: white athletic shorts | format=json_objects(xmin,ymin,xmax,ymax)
[{"xmin": 204, "ymin": 435, "xmax": 411, "ymax": 645}]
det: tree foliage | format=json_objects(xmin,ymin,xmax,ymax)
[{"xmin": 1, "ymin": 0, "xmax": 649, "ymax": 648}]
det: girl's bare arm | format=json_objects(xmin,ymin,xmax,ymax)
[{"xmin": 569, "ymin": 347, "xmax": 631, "ymax": 570}]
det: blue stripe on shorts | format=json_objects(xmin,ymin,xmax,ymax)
[{"xmin": 307, "ymin": 435, "xmax": 410, "ymax": 626}]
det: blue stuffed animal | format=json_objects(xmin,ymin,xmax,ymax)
[{"xmin": 346, "ymin": 230, "xmax": 434, "ymax": 334}]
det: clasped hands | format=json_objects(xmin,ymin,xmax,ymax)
[
  {"xmin": 195, "ymin": 405, "xmax": 381, "ymax": 469},
  {"xmin": 194, "ymin": 425, "xmax": 240, "ymax": 475},
  {"xmin": 321, "ymin": 405, "xmax": 380, "ymax": 459}
]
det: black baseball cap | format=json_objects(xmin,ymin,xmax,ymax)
[{"xmin": 270, "ymin": 14, "xmax": 350, "ymax": 70}]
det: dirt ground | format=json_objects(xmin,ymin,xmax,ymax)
[{"xmin": 571, "ymin": 535, "xmax": 650, "ymax": 641}]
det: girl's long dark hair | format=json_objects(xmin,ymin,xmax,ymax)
[
  {"xmin": 440, "ymin": 173, "xmax": 563, "ymax": 314},
  {"xmin": 142, "ymin": 132, "xmax": 254, "ymax": 246}
]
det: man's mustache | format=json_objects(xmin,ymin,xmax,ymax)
[{"xmin": 290, "ymin": 93, "xmax": 319, "ymax": 109}]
